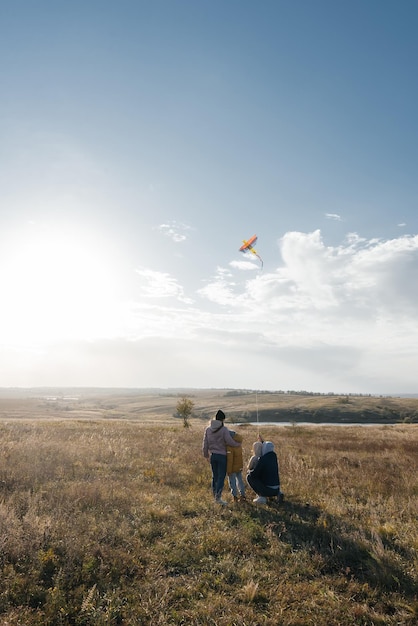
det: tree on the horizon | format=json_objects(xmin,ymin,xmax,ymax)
[{"xmin": 176, "ymin": 397, "xmax": 194, "ymax": 428}]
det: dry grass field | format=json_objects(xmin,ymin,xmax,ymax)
[{"xmin": 0, "ymin": 391, "xmax": 417, "ymax": 625}]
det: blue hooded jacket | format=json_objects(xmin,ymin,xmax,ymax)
[{"xmin": 248, "ymin": 441, "xmax": 280, "ymax": 488}]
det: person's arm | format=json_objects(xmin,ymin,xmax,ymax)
[
  {"xmin": 223, "ymin": 429, "xmax": 241, "ymax": 447},
  {"xmin": 202, "ymin": 430, "xmax": 209, "ymax": 458},
  {"xmin": 249, "ymin": 454, "xmax": 264, "ymax": 480},
  {"xmin": 226, "ymin": 447, "xmax": 233, "ymax": 474}
]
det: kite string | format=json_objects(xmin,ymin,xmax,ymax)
[{"xmin": 256, "ymin": 390, "xmax": 259, "ymax": 436}]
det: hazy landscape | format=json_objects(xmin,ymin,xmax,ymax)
[
  {"xmin": 1, "ymin": 387, "xmax": 418, "ymax": 424},
  {"xmin": 0, "ymin": 389, "xmax": 417, "ymax": 624}
]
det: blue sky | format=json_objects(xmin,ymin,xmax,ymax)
[{"xmin": 1, "ymin": 0, "xmax": 418, "ymax": 393}]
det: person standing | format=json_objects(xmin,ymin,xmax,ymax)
[
  {"xmin": 226, "ymin": 431, "xmax": 246, "ymax": 502},
  {"xmin": 202, "ymin": 409, "xmax": 241, "ymax": 505}
]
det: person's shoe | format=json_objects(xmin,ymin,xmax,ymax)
[
  {"xmin": 278, "ymin": 492, "xmax": 284, "ymax": 504},
  {"xmin": 233, "ymin": 496, "xmax": 239, "ymax": 502},
  {"xmin": 252, "ymin": 496, "xmax": 267, "ymax": 504},
  {"xmin": 215, "ymin": 498, "xmax": 228, "ymax": 506},
  {"xmin": 239, "ymin": 494, "xmax": 246, "ymax": 502}
]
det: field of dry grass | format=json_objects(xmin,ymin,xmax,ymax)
[{"xmin": 0, "ymin": 409, "xmax": 417, "ymax": 624}]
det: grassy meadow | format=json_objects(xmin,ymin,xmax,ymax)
[{"xmin": 0, "ymin": 411, "xmax": 417, "ymax": 624}]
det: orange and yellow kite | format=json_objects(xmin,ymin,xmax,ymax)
[{"xmin": 239, "ymin": 235, "xmax": 263, "ymax": 268}]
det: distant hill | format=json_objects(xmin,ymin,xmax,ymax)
[{"xmin": 0, "ymin": 388, "xmax": 417, "ymax": 423}]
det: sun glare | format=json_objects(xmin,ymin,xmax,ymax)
[{"xmin": 0, "ymin": 223, "xmax": 123, "ymax": 345}]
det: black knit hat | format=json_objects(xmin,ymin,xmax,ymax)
[{"xmin": 216, "ymin": 409, "xmax": 226, "ymax": 421}]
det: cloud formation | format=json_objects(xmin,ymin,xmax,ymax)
[
  {"xmin": 156, "ymin": 221, "xmax": 192, "ymax": 243},
  {"xmin": 185, "ymin": 230, "xmax": 418, "ymax": 392},
  {"xmin": 2, "ymin": 228, "xmax": 418, "ymax": 393},
  {"xmin": 135, "ymin": 267, "xmax": 193, "ymax": 304},
  {"xmin": 230, "ymin": 259, "xmax": 260, "ymax": 271}
]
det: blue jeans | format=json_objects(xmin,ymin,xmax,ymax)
[
  {"xmin": 210, "ymin": 453, "xmax": 227, "ymax": 499},
  {"xmin": 228, "ymin": 471, "xmax": 246, "ymax": 497}
]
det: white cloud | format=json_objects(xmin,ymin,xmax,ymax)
[
  {"xmin": 197, "ymin": 267, "xmax": 240, "ymax": 306},
  {"xmin": 135, "ymin": 267, "xmax": 193, "ymax": 303},
  {"xmin": 325, "ymin": 213, "xmax": 342, "ymax": 221},
  {"xmin": 156, "ymin": 221, "xmax": 192, "ymax": 243},
  {"xmin": 192, "ymin": 229, "xmax": 418, "ymax": 330},
  {"xmin": 229, "ymin": 259, "xmax": 259, "ymax": 271},
  {"xmin": 191, "ymin": 230, "xmax": 418, "ymax": 391}
]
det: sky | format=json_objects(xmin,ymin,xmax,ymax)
[{"xmin": 1, "ymin": 0, "xmax": 418, "ymax": 394}]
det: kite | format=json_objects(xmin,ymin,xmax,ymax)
[{"xmin": 239, "ymin": 235, "xmax": 263, "ymax": 268}]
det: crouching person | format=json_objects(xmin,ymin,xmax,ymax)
[{"xmin": 247, "ymin": 441, "xmax": 283, "ymax": 504}]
